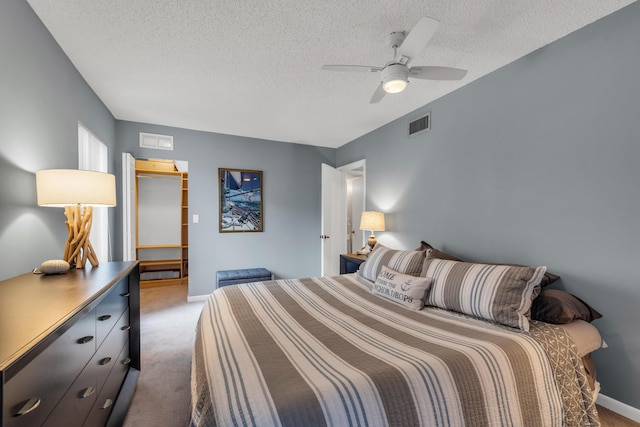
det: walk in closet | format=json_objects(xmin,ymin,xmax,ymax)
[{"xmin": 135, "ymin": 158, "xmax": 188, "ymax": 288}]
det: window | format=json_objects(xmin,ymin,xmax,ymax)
[{"xmin": 78, "ymin": 123, "xmax": 110, "ymax": 263}]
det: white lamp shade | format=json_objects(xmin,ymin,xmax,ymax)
[
  {"xmin": 359, "ymin": 211, "xmax": 385, "ymax": 231},
  {"xmin": 36, "ymin": 169, "xmax": 116, "ymax": 207}
]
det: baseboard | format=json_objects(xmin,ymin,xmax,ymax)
[
  {"xmin": 187, "ymin": 294, "xmax": 209, "ymax": 302},
  {"xmin": 597, "ymin": 393, "xmax": 640, "ymax": 422}
]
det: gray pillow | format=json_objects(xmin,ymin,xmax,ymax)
[
  {"xmin": 417, "ymin": 240, "xmax": 560, "ymax": 287},
  {"xmin": 422, "ymin": 258, "xmax": 546, "ymax": 331},
  {"xmin": 531, "ymin": 289, "xmax": 602, "ymax": 324},
  {"xmin": 358, "ymin": 244, "xmax": 425, "ymax": 282}
]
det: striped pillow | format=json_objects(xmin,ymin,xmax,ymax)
[
  {"xmin": 422, "ymin": 258, "xmax": 546, "ymax": 331},
  {"xmin": 358, "ymin": 245, "xmax": 425, "ymax": 282}
]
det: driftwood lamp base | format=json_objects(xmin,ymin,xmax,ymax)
[{"xmin": 63, "ymin": 205, "xmax": 99, "ymax": 269}]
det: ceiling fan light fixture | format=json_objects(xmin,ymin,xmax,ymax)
[
  {"xmin": 321, "ymin": 17, "xmax": 467, "ymax": 103},
  {"xmin": 382, "ymin": 64, "xmax": 409, "ymax": 94},
  {"xmin": 383, "ymin": 79, "xmax": 407, "ymax": 93}
]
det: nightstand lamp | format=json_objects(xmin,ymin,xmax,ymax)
[
  {"xmin": 359, "ymin": 211, "xmax": 385, "ymax": 253},
  {"xmin": 36, "ymin": 169, "xmax": 116, "ymax": 269}
]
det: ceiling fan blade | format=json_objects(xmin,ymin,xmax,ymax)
[
  {"xmin": 396, "ymin": 17, "xmax": 440, "ymax": 65},
  {"xmin": 409, "ymin": 66, "xmax": 467, "ymax": 80},
  {"xmin": 370, "ymin": 83, "xmax": 386, "ymax": 104},
  {"xmin": 321, "ymin": 65, "xmax": 382, "ymax": 73}
]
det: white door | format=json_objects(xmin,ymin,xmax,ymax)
[
  {"xmin": 321, "ymin": 164, "xmax": 346, "ymax": 276},
  {"xmin": 122, "ymin": 153, "xmax": 136, "ymax": 261}
]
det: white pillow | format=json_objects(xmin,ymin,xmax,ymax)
[{"xmin": 372, "ymin": 266, "xmax": 433, "ymax": 310}]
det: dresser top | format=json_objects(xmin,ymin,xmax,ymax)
[{"xmin": 0, "ymin": 261, "xmax": 138, "ymax": 371}]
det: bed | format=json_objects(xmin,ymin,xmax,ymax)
[{"xmin": 191, "ymin": 247, "xmax": 602, "ymax": 427}]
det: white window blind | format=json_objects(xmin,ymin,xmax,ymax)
[{"xmin": 78, "ymin": 123, "xmax": 110, "ymax": 263}]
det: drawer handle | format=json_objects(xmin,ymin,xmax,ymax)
[
  {"xmin": 16, "ymin": 397, "xmax": 41, "ymax": 416},
  {"xmin": 121, "ymin": 325, "xmax": 131, "ymax": 331},
  {"xmin": 98, "ymin": 314, "xmax": 112, "ymax": 321},
  {"xmin": 81, "ymin": 387, "xmax": 96, "ymax": 399},
  {"xmin": 120, "ymin": 292, "xmax": 130, "ymax": 298},
  {"xmin": 77, "ymin": 336, "xmax": 94, "ymax": 344},
  {"xmin": 100, "ymin": 399, "xmax": 113, "ymax": 410},
  {"xmin": 122, "ymin": 357, "xmax": 132, "ymax": 366},
  {"xmin": 99, "ymin": 357, "xmax": 112, "ymax": 366}
]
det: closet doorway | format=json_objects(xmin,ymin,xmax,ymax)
[{"xmin": 122, "ymin": 155, "xmax": 188, "ymax": 289}]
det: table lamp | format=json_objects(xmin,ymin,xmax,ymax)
[
  {"xmin": 36, "ymin": 169, "xmax": 116, "ymax": 268},
  {"xmin": 359, "ymin": 211, "xmax": 385, "ymax": 252}
]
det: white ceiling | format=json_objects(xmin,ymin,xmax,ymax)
[{"xmin": 27, "ymin": 0, "xmax": 634, "ymax": 149}]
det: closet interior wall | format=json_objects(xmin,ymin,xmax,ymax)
[{"xmin": 135, "ymin": 159, "xmax": 188, "ymax": 288}]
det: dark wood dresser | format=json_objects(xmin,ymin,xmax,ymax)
[{"xmin": 0, "ymin": 261, "xmax": 140, "ymax": 427}]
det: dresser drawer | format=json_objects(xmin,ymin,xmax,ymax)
[
  {"xmin": 94, "ymin": 310, "xmax": 130, "ymax": 394},
  {"xmin": 41, "ymin": 310, "xmax": 131, "ymax": 427},
  {"xmin": 3, "ymin": 310, "xmax": 97, "ymax": 427},
  {"xmin": 41, "ymin": 358, "xmax": 98, "ymax": 427},
  {"xmin": 83, "ymin": 342, "xmax": 131, "ymax": 427},
  {"xmin": 96, "ymin": 278, "xmax": 129, "ymax": 346}
]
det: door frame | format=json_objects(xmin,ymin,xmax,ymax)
[
  {"xmin": 339, "ymin": 160, "xmax": 366, "ymax": 253},
  {"xmin": 320, "ymin": 159, "xmax": 366, "ymax": 275},
  {"xmin": 122, "ymin": 153, "xmax": 136, "ymax": 262}
]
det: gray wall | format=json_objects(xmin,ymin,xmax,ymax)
[
  {"xmin": 337, "ymin": 2, "xmax": 640, "ymax": 409},
  {"xmin": 0, "ymin": 1, "xmax": 117, "ymax": 280},
  {"xmin": 115, "ymin": 121, "xmax": 335, "ymax": 296}
]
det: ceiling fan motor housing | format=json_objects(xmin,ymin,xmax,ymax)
[
  {"xmin": 388, "ymin": 31, "xmax": 406, "ymax": 48},
  {"xmin": 382, "ymin": 63, "xmax": 409, "ymax": 93}
]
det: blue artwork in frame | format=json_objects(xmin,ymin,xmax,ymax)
[{"xmin": 219, "ymin": 168, "xmax": 263, "ymax": 232}]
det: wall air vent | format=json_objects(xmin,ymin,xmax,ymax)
[
  {"xmin": 139, "ymin": 132, "xmax": 174, "ymax": 151},
  {"xmin": 408, "ymin": 113, "xmax": 430, "ymax": 137}
]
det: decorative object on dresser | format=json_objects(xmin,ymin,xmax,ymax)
[
  {"xmin": 339, "ymin": 253, "xmax": 368, "ymax": 274},
  {"xmin": 38, "ymin": 259, "xmax": 70, "ymax": 275},
  {"xmin": 35, "ymin": 169, "xmax": 116, "ymax": 269},
  {"xmin": 358, "ymin": 211, "xmax": 385, "ymax": 253},
  {"xmin": 0, "ymin": 261, "xmax": 140, "ymax": 427}
]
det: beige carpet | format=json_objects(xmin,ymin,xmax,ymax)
[
  {"xmin": 123, "ymin": 284, "xmax": 204, "ymax": 427},
  {"xmin": 122, "ymin": 284, "xmax": 639, "ymax": 427}
]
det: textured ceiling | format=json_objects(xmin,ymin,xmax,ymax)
[{"xmin": 27, "ymin": 0, "xmax": 634, "ymax": 148}]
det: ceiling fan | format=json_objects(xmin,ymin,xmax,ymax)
[{"xmin": 321, "ymin": 17, "xmax": 467, "ymax": 104}]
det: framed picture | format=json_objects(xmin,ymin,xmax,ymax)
[{"xmin": 219, "ymin": 168, "xmax": 263, "ymax": 232}]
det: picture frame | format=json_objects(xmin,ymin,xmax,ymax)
[{"xmin": 219, "ymin": 168, "xmax": 263, "ymax": 232}]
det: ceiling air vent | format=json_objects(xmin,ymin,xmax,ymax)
[
  {"xmin": 139, "ymin": 132, "xmax": 174, "ymax": 151},
  {"xmin": 408, "ymin": 113, "xmax": 430, "ymax": 137}
]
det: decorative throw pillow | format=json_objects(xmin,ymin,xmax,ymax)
[
  {"xmin": 418, "ymin": 240, "xmax": 560, "ymax": 287},
  {"xmin": 358, "ymin": 244, "xmax": 425, "ymax": 282},
  {"xmin": 416, "ymin": 241, "xmax": 463, "ymax": 262},
  {"xmin": 422, "ymin": 258, "xmax": 546, "ymax": 331},
  {"xmin": 372, "ymin": 266, "xmax": 433, "ymax": 310},
  {"xmin": 530, "ymin": 289, "xmax": 602, "ymax": 324}
]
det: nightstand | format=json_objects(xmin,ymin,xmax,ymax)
[{"xmin": 339, "ymin": 253, "xmax": 368, "ymax": 274}]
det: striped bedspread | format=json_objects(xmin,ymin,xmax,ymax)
[{"xmin": 191, "ymin": 274, "xmax": 599, "ymax": 427}]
